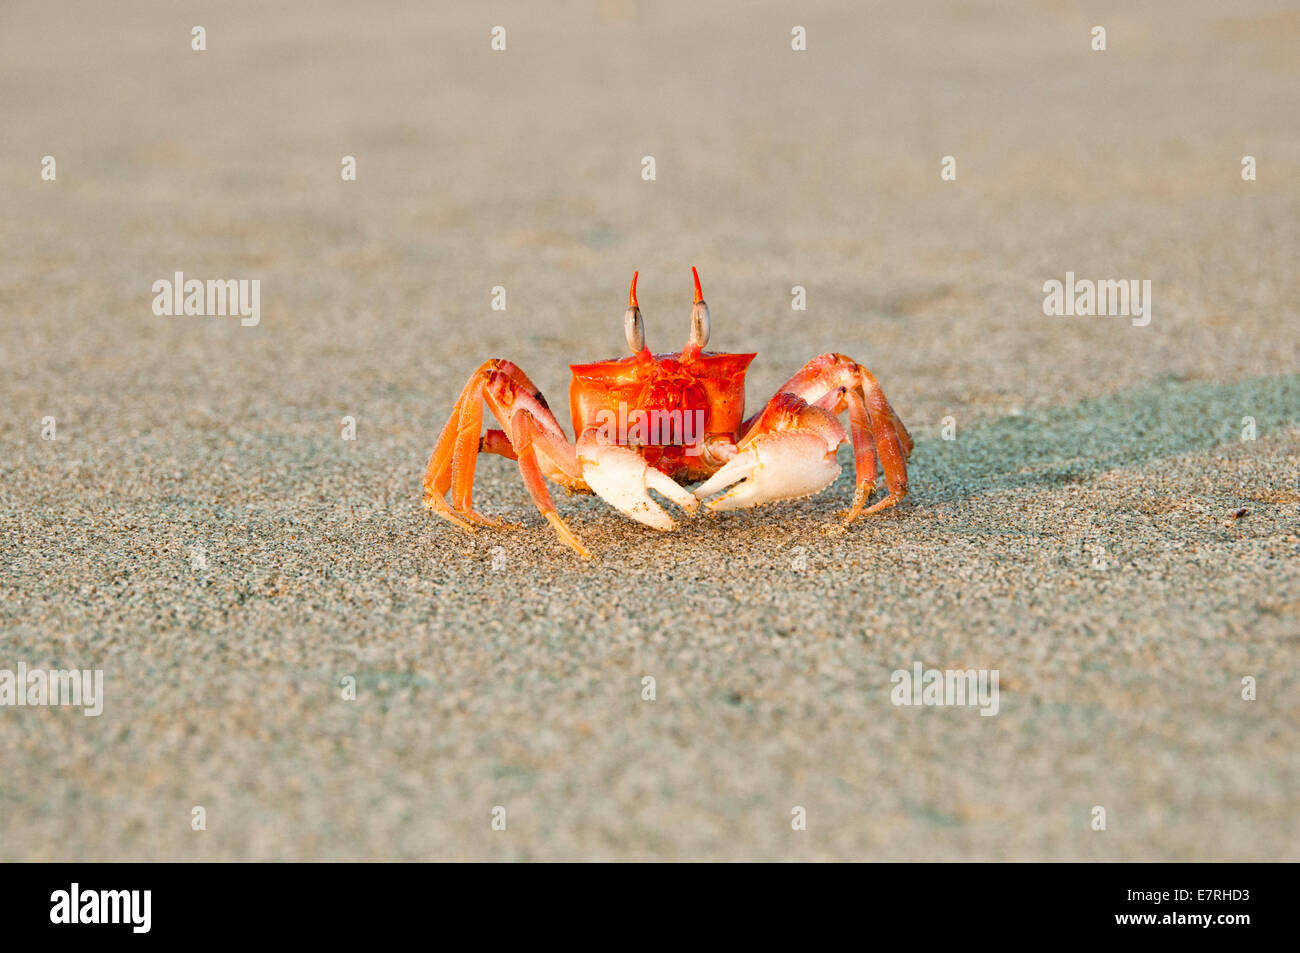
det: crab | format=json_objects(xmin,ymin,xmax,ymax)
[{"xmin": 422, "ymin": 268, "xmax": 913, "ymax": 557}]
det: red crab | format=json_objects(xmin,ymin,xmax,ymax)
[{"xmin": 423, "ymin": 268, "xmax": 913, "ymax": 557}]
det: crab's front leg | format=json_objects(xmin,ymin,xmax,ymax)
[
  {"xmin": 695, "ymin": 353, "xmax": 912, "ymax": 520},
  {"xmin": 423, "ymin": 359, "xmax": 591, "ymax": 557}
]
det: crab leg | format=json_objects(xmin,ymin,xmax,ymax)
[
  {"xmin": 704, "ymin": 353, "xmax": 912, "ymax": 519},
  {"xmin": 505, "ymin": 409, "xmax": 590, "ymax": 557},
  {"xmin": 422, "ymin": 359, "xmax": 590, "ymax": 556},
  {"xmin": 845, "ymin": 363, "xmax": 912, "ymax": 518},
  {"xmin": 479, "ymin": 429, "xmax": 518, "ymax": 460}
]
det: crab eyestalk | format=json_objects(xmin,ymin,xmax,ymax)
[
  {"xmin": 682, "ymin": 266, "xmax": 710, "ymax": 359},
  {"xmin": 624, "ymin": 270, "xmax": 648, "ymax": 357}
]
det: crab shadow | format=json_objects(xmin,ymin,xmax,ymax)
[{"xmin": 908, "ymin": 372, "xmax": 1299, "ymax": 503}]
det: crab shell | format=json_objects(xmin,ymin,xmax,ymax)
[{"xmin": 568, "ymin": 349, "xmax": 755, "ymax": 483}]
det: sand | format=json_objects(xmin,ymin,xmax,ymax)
[{"xmin": 1, "ymin": 0, "xmax": 1297, "ymax": 860}]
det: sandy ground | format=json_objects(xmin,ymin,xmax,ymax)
[{"xmin": 1, "ymin": 1, "xmax": 1298, "ymax": 861}]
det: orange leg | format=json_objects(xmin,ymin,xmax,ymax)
[
  {"xmin": 422, "ymin": 360, "xmax": 589, "ymax": 556},
  {"xmin": 506, "ymin": 409, "xmax": 590, "ymax": 557},
  {"xmin": 738, "ymin": 353, "xmax": 912, "ymax": 521},
  {"xmin": 480, "ymin": 429, "xmax": 518, "ymax": 460}
]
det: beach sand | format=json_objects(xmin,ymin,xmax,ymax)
[{"xmin": 1, "ymin": 0, "xmax": 1297, "ymax": 860}]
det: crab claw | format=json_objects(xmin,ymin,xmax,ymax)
[
  {"xmin": 693, "ymin": 394, "xmax": 845, "ymax": 511},
  {"xmin": 694, "ymin": 433, "xmax": 841, "ymax": 511},
  {"xmin": 578, "ymin": 439, "xmax": 700, "ymax": 530}
]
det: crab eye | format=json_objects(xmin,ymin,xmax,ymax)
[
  {"xmin": 689, "ymin": 301, "xmax": 710, "ymax": 349},
  {"xmin": 625, "ymin": 306, "xmax": 644, "ymax": 354},
  {"xmin": 688, "ymin": 266, "xmax": 710, "ymax": 350},
  {"xmin": 624, "ymin": 270, "xmax": 645, "ymax": 354}
]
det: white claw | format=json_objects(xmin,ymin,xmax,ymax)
[
  {"xmin": 692, "ymin": 453, "xmax": 757, "ymax": 501},
  {"xmin": 695, "ymin": 432, "xmax": 841, "ymax": 511},
  {"xmin": 580, "ymin": 444, "xmax": 698, "ymax": 530}
]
